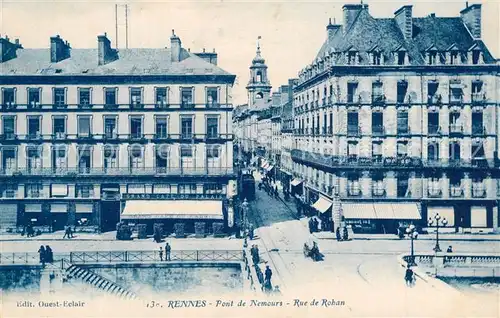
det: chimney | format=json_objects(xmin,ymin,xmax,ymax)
[
  {"xmin": 50, "ymin": 35, "xmax": 71, "ymax": 63},
  {"xmin": 395, "ymin": 5, "xmax": 413, "ymax": 40},
  {"xmin": 170, "ymin": 29, "xmax": 181, "ymax": 62},
  {"xmin": 461, "ymin": 3, "xmax": 482, "ymax": 39},
  {"xmin": 97, "ymin": 33, "xmax": 118, "ymax": 66},
  {"xmin": 0, "ymin": 36, "xmax": 21, "ymax": 62},
  {"xmin": 343, "ymin": 4, "xmax": 368, "ymax": 33},
  {"xmin": 194, "ymin": 48, "xmax": 218, "ymax": 66},
  {"xmin": 326, "ymin": 18, "xmax": 341, "ymax": 40}
]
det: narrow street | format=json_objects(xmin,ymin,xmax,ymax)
[{"xmin": 247, "ymin": 173, "xmax": 498, "ymax": 317}]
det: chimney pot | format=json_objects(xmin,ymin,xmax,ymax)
[
  {"xmin": 394, "ymin": 5, "xmax": 413, "ymax": 40},
  {"xmin": 461, "ymin": 3, "xmax": 482, "ymax": 39}
]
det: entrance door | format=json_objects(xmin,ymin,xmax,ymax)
[{"xmin": 101, "ymin": 201, "xmax": 120, "ymax": 232}]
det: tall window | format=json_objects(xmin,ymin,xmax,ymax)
[
  {"xmin": 27, "ymin": 147, "xmax": 42, "ymax": 171},
  {"xmin": 397, "ymin": 111, "xmax": 409, "ymax": 134},
  {"xmin": 155, "ymin": 87, "xmax": 168, "ymax": 107},
  {"xmin": 397, "ymin": 81, "xmax": 408, "ymax": 103},
  {"xmin": 155, "ymin": 117, "xmax": 168, "ymax": 139},
  {"xmin": 27, "ymin": 116, "xmax": 41, "ymax": 138},
  {"xmin": 372, "ymin": 82, "xmax": 384, "ymax": 102},
  {"xmin": 427, "ymin": 81, "xmax": 439, "ymax": 104},
  {"xmin": 78, "ymin": 148, "xmax": 91, "ymax": 173},
  {"xmin": 79, "ymin": 88, "xmax": 91, "ymax": 107},
  {"xmin": 53, "ymin": 88, "xmax": 66, "ymax": 107},
  {"xmin": 206, "ymin": 145, "xmax": 221, "ymax": 171},
  {"xmin": 2, "ymin": 116, "xmax": 16, "ymax": 139},
  {"xmin": 397, "ymin": 141, "xmax": 408, "ymax": 158},
  {"xmin": 2, "ymin": 148, "xmax": 16, "ymax": 171},
  {"xmin": 372, "ymin": 142, "xmax": 382, "ymax": 162},
  {"xmin": 103, "ymin": 146, "xmax": 118, "ymax": 170},
  {"xmin": 78, "ymin": 116, "xmax": 91, "ymax": 138},
  {"xmin": 52, "ymin": 117, "xmax": 66, "ymax": 138},
  {"xmin": 28, "ymin": 88, "xmax": 40, "ymax": 108},
  {"xmin": 449, "ymin": 83, "xmax": 463, "ymax": 104},
  {"xmin": 428, "ymin": 113, "xmax": 439, "ymax": 134},
  {"xmin": 156, "ymin": 145, "xmax": 169, "ymax": 172},
  {"xmin": 347, "ymin": 112, "xmax": 359, "ymax": 136},
  {"xmin": 347, "ymin": 141, "xmax": 358, "ymax": 158},
  {"xmin": 471, "ymin": 81, "xmax": 484, "ymax": 103},
  {"xmin": 26, "ymin": 184, "xmax": 42, "ymax": 198},
  {"xmin": 181, "ymin": 117, "xmax": 193, "ymax": 139},
  {"xmin": 206, "ymin": 88, "xmax": 218, "ymax": 107},
  {"xmin": 104, "ymin": 117, "xmax": 117, "ymax": 139},
  {"xmin": 130, "ymin": 117, "xmax": 143, "ymax": 139},
  {"xmin": 129, "ymin": 146, "xmax": 143, "ymax": 170},
  {"xmin": 130, "ymin": 88, "xmax": 142, "ymax": 107},
  {"xmin": 206, "ymin": 117, "xmax": 218, "ymax": 138},
  {"xmin": 105, "ymin": 88, "xmax": 117, "ymax": 106},
  {"xmin": 2, "ymin": 88, "xmax": 15, "ymax": 107},
  {"xmin": 347, "ymin": 82, "xmax": 358, "ymax": 103},
  {"xmin": 372, "ymin": 51, "xmax": 381, "ymax": 65},
  {"xmin": 52, "ymin": 147, "xmax": 67, "ymax": 171},
  {"xmin": 397, "ymin": 51, "xmax": 406, "ymax": 65},
  {"xmin": 449, "ymin": 142, "xmax": 461, "ymax": 161},
  {"xmin": 397, "ymin": 174, "xmax": 409, "ymax": 197},
  {"xmin": 180, "ymin": 144, "xmax": 194, "ymax": 170},
  {"xmin": 472, "ymin": 112, "xmax": 483, "ymax": 135},
  {"xmin": 428, "ymin": 142, "xmax": 439, "ymax": 161},
  {"xmin": 181, "ymin": 88, "xmax": 194, "ymax": 108},
  {"xmin": 372, "ymin": 112, "xmax": 383, "ymax": 135},
  {"xmin": 472, "ymin": 143, "xmax": 485, "ymax": 159}
]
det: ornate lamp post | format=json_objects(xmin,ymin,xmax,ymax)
[
  {"xmin": 241, "ymin": 198, "xmax": 249, "ymax": 236},
  {"xmin": 405, "ymin": 224, "xmax": 418, "ymax": 266},
  {"xmin": 428, "ymin": 213, "xmax": 448, "ymax": 252}
]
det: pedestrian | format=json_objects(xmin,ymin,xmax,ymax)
[
  {"xmin": 308, "ymin": 218, "xmax": 314, "ymax": 234},
  {"xmin": 38, "ymin": 245, "xmax": 46, "ymax": 267},
  {"xmin": 265, "ymin": 265, "xmax": 272, "ymax": 283},
  {"xmin": 165, "ymin": 242, "xmax": 171, "ymax": 261},
  {"xmin": 446, "ymin": 245, "xmax": 453, "ymax": 253},
  {"xmin": 336, "ymin": 227, "xmax": 342, "ymax": 241},
  {"xmin": 45, "ymin": 245, "xmax": 53, "ymax": 263},
  {"xmin": 405, "ymin": 266, "xmax": 414, "ymax": 287},
  {"xmin": 253, "ymin": 245, "xmax": 260, "ymax": 264},
  {"xmin": 274, "ymin": 186, "xmax": 279, "ymax": 198},
  {"xmin": 342, "ymin": 226, "xmax": 349, "ymax": 241},
  {"xmin": 63, "ymin": 226, "xmax": 70, "ymax": 239},
  {"xmin": 248, "ymin": 224, "xmax": 254, "ymax": 240},
  {"xmin": 159, "ymin": 247, "xmax": 163, "ymax": 261},
  {"xmin": 313, "ymin": 218, "xmax": 319, "ymax": 232}
]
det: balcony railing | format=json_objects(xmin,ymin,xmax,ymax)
[
  {"xmin": 2, "ymin": 102, "xmax": 16, "ymax": 110},
  {"xmin": 372, "ymin": 94, "xmax": 386, "ymax": 105},
  {"xmin": 52, "ymin": 132, "xmax": 67, "ymax": 140},
  {"xmin": 372, "ymin": 126, "xmax": 385, "ymax": 136},
  {"xmin": 471, "ymin": 126, "xmax": 486, "ymax": 136},
  {"xmin": 397, "ymin": 127, "xmax": 410, "ymax": 135},
  {"xmin": 78, "ymin": 102, "xmax": 93, "ymax": 109},
  {"xmin": 347, "ymin": 94, "xmax": 359, "ymax": 104},
  {"xmin": 155, "ymin": 102, "xmax": 170, "ymax": 109},
  {"xmin": 206, "ymin": 102, "xmax": 220, "ymax": 109},
  {"xmin": 449, "ymin": 124, "xmax": 463, "ymax": 134},
  {"xmin": 27, "ymin": 102, "xmax": 41, "ymax": 110},
  {"xmin": 0, "ymin": 103, "xmax": 233, "ymax": 110},
  {"xmin": 130, "ymin": 102, "xmax": 144, "ymax": 110},
  {"xmin": 450, "ymin": 187, "xmax": 463, "ymax": 197},
  {"xmin": 449, "ymin": 95, "xmax": 463, "ymax": 105},
  {"xmin": 372, "ymin": 186, "xmax": 385, "ymax": 197},
  {"xmin": 53, "ymin": 103, "xmax": 68, "ymax": 109},
  {"xmin": 181, "ymin": 102, "xmax": 195, "ymax": 109},
  {"xmin": 427, "ymin": 94, "xmax": 442, "ymax": 105},
  {"xmin": 0, "ymin": 167, "xmax": 235, "ymax": 177},
  {"xmin": 0, "ymin": 133, "xmax": 234, "ymax": 143},
  {"xmin": 428, "ymin": 125, "xmax": 441, "ymax": 135},
  {"xmin": 347, "ymin": 127, "xmax": 361, "ymax": 137},
  {"xmin": 347, "ymin": 185, "xmax": 361, "ymax": 196},
  {"xmin": 428, "ymin": 187, "xmax": 442, "ymax": 197}
]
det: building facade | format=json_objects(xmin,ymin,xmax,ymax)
[
  {"xmin": 0, "ymin": 31, "xmax": 236, "ymax": 234},
  {"xmin": 291, "ymin": 3, "xmax": 500, "ymax": 233}
]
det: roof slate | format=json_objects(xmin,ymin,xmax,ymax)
[
  {"xmin": 314, "ymin": 8, "xmax": 496, "ymax": 66},
  {"xmin": 0, "ymin": 48, "xmax": 233, "ymax": 76}
]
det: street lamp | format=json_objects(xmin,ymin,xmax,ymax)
[
  {"xmin": 428, "ymin": 213, "xmax": 448, "ymax": 252},
  {"xmin": 241, "ymin": 198, "xmax": 249, "ymax": 234},
  {"xmin": 405, "ymin": 224, "xmax": 418, "ymax": 266}
]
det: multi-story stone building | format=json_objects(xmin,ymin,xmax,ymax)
[
  {"xmin": 0, "ymin": 31, "xmax": 236, "ymax": 234},
  {"xmin": 279, "ymin": 79, "xmax": 298, "ymax": 190},
  {"xmin": 291, "ymin": 3, "xmax": 500, "ymax": 233}
]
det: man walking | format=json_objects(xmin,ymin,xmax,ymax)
[
  {"xmin": 165, "ymin": 243, "xmax": 171, "ymax": 261},
  {"xmin": 265, "ymin": 265, "xmax": 272, "ymax": 284},
  {"xmin": 159, "ymin": 247, "xmax": 164, "ymax": 261}
]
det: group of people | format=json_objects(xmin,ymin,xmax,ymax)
[
  {"xmin": 303, "ymin": 241, "xmax": 323, "ymax": 261},
  {"xmin": 258, "ymin": 176, "xmax": 280, "ymax": 199},
  {"xmin": 308, "ymin": 217, "xmax": 320, "ymax": 233},
  {"xmin": 158, "ymin": 243, "xmax": 172, "ymax": 261},
  {"xmin": 22, "ymin": 224, "xmax": 36, "ymax": 237},
  {"xmin": 38, "ymin": 245, "xmax": 54, "ymax": 266}
]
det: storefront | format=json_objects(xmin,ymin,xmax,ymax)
[
  {"xmin": 290, "ymin": 178, "xmax": 303, "ymax": 197},
  {"xmin": 121, "ymin": 199, "xmax": 226, "ymax": 235},
  {"xmin": 425, "ymin": 203, "xmax": 494, "ymax": 233},
  {"xmin": 342, "ymin": 202, "xmax": 421, "ymax": 234},
  {"xmin": 311, "ymin": 195, "xmax": 333, "ymax": 231}
]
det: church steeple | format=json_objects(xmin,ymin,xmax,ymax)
[{"xmin": 247, "ymin": 36, "xmax": 272, "ymax": 109}]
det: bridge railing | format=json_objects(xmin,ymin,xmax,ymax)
[
  {"xmin": 403, "ymin": 254, "xmax": 500, "ymax": 267},
  {"xmin": 0, "ymin": 250, "xmax": 243, "ymax": 265}
]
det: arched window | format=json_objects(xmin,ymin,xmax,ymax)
[
  {"xmin": 256, "ymin": 92, "xmax": 263, "ymax": 99},
  {"xmin": 256, "ymin": 71, "xmax": 262, "ymax": 83}
]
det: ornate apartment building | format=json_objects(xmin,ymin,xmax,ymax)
[
  {"xmin": 291, "ymin": 3, "xmax": 500, "ymax": 233},
  {"xmin": 0, "ymin": 31, "xmax": 236, "ymax": 234}
]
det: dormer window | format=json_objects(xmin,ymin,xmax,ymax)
[
  {"xmin": 397, "ymin": 51, "xmax": 406, "ymax": 65},
  {"xmin": 472, "ymin": 50, "xmax": 481, "ymax": 64},
  {"xmin": 428, "ymin": 51, "xmax": 438, "ymax": 65},
  {"xmin": 372, "ymin": 52, "xmax": 381, "ymax": 65},
  {"xmin": 450, "ymin": 50, "xmax": 459, "ymax": 65}
]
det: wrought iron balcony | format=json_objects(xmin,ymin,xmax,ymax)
[
  {"xmin": 372, "ymin": 126, "xmax": 385, "ymax": 136},
  {"xmin": 347, "ymin": 94, "xmax": 360, "ymax": 104},
  {"xmin": 0, "ymin": 167, "xmax": 235, "ymax": 177},
  {"xmin": 27, "ymin": 102, "xmax": 41, "ymax": 110},
  {"xmin": 347, "ymin": 126, "xmax": 361, "ymax": 137},
  {"xmin": 471, "ymin": 126, "xmax": 486, "ymax": 136},
  {"xmin": 347, "ymin": 185, "xmax": 361, "ymax": 197},
  {"xmin": 427, "ymin": 94, "xmax": 442, "ymax": 105},
  {"xmin": 372, "ymin": 186, "xmax": 386, "ymax": 197},
  {"xmin": 52, "ymin": 132, "xmax": 67, "ymax": 140},
  {"xmin": 104, "ymin": 104, "xmax": 119, "ymax": 109},
  {"xmin": 449, "ymin": 95, "xmax": 463, "ymax": 105},
  {"xmin": 78, "ymin": 102, "xmax": 93, "ymax": 109},
  {"xmin": 372, "ymin": 94, "xmax": 386, "ymax": 105},
  {"xmin": 206, "ymin": 102, "xmax": 221, "ymax": 109},
  {"xmin": 155, "ymin": 102, "xmax": 170, "ymax": 109},
  {"xmin": 449, "ymin": 124, "xmax": 463, "ymax": 135},
  {"xmin": 130, "ymin": 102, "xmax": 144, "ymax": 110},
  {"xmin": 427, "ymin": 187, "xmax": 442, "ymax": 198},
  {"xmin": 472, "ymin": 186, "xmax": 486, "ymax": 198},
  {"xmin": 53, "ymin": 103, "xmax": 68, "ymax": 109},
  {"xmin": 428, "ymin": 125, "xmax": 441, "ymax": 136}
]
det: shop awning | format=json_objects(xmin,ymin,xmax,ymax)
[
  {"xmin": 373, "ymin": 204, "xmax": 395, "ymax": 219},
  {"xmin": 25, "ymin": 204, "xmax": 42, "ymax": 213},
  {"xmin": 290, "ymin": 179, "xmax": 303, "ymax": 187},
  {"xmin": 312, "ymin": 196, "xmax": 332, "ymax": 213},
  {"xmin": 391, "ymin": 203, "xmax": 421, "ymax": 220},
  {"xmin": 342, "ymin": 203, "xmax": 377, "ymax": 219},
  {"xmin": 51, "ymin": 204, "xmax": 68, "ymax": 213},
  {"xmin": 262, "ymin": 163, "xmax": 270, "ymax": 169},
  {"xmin": 121, "ymin": 200, "xmax": 224, "ymax": 220},
  {"xmin": 260, "ymin": 160, "xmax": 269, "ymax": 168},
  {"xmin": 266, "ymin": 165, "xmax": 274, "ymax": 171}
]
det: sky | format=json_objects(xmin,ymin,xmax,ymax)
[{"xmin": 0, "ymin": 0, "xmax": 499, "ymax": 105}]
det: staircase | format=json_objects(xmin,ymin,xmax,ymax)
[{"xmin": 65, "ymin": 264, "xmax": 138, "ymax": 300}]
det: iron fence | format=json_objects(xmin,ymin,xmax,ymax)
[{"xmin": 0, "ymin": 250, "xmax": 243, "ymax": 265}]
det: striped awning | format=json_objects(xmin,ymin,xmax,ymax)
[
  {"xmin": 342, "ymin": 203, "xmax": 377, "ymax": 219},
  {"xmin": 312, "ymin": 196, "xmax": 332, "ymax": 213},
  {"xmin": 121, "ymin": 200, "xmax": 224, "ymax": 220}
]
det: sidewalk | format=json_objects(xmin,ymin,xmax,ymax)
[{"xmin": 314, "ymin": 231, "xmax": 500, "ymax": 241}]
